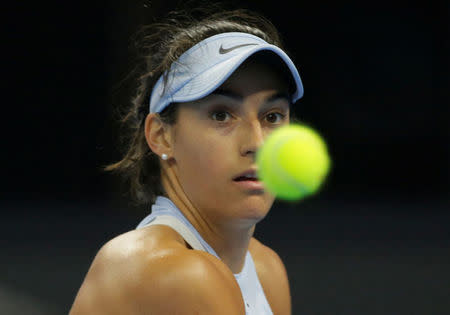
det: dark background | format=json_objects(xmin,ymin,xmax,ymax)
[{"xmin": 2, "ymin": 1, "xmax": 449, "ymax": 314}]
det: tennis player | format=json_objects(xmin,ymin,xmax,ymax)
[{"xmin": 69, "ymin": 8, "xmax": 303, "ymax": 315}]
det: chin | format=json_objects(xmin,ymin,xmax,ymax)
[{"xmin": 236, "ymin": 194, "xmax": 274, "ymax": 222}]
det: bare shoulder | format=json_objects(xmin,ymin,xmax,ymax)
[
  {"xmin": 249, "ymin": 237, "xmax": 292, "ymax": 315},
  {"xmin": 70, "ymin": 226, "xmax": 245, "ymax": 315}
]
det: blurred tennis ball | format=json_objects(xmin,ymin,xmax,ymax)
[{"xmin": 256, "ymin": 124, "xmax": 331, "ymax": 201}]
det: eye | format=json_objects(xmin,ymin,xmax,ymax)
[
  {"xmin": 265, "ymin": 112, "xmax": 286, "ymax": 124},
  {"xmin": 211, "ymin": 110, "xmax": 232, "ymax": 122}
]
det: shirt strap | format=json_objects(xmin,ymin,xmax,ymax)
[{"xmin": 145, "ymin": 215, "xmax": 206, "ymax": 251}]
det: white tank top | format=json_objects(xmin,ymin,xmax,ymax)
[{"xmin": 136, "ymin": 196, "xmax": 273, "ymax": 315}]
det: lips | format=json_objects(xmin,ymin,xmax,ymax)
[
  {"xmin": 233, "ymin": 168, "xmax": 259, "ymax": 181},
  {"xmin": 232, "ymin": 168, "xmax": 265, "ymax": 191},
  {"xmin": 234, "ymin": 176, "xmax": 257, "ymax": 181}
]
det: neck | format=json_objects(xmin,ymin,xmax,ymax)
[{"xmin": 162, "ymin": 171, "xmax": 255, "ymax": 274}]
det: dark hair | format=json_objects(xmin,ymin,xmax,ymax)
[{"xmin": 106, "ymin": 7, "xmax": 298, "ymax": 205}]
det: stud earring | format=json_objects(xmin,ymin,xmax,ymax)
[{"xmin": 161, "ymin": 153, "xmax": 168, "ymax": 160}]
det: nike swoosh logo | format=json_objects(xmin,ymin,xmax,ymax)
[{"xmin": 219, "ymin": 43, "xmax": 258, "ymax": 54}]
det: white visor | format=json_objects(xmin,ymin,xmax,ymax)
[{"xmin": 149, "ymin": 32, "xmax": 304, "ymax": 113}]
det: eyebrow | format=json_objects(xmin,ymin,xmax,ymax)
[
  {"xmin": 211, "ymin": 88, "xmax": 291, "ymax": 104},
  {"xmin": 267, "ymin": 92, "xmax": 291, "ymax": 103}
]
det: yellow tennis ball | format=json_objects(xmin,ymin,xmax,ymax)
[{"xmin": 256, "ymin": 124, "xmax": 331, "ymax": 201}]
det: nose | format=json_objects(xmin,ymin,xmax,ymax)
[{"xmin": 239, "ymin": 120, "xmax": 265, "ymax": 158}]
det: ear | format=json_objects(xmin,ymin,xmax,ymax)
[{"xmin": 144, "ymin": 113, "xmax": 173, "ymax": 158}]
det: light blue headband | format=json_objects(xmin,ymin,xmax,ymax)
[{"xmin": 149, "ymin": 32, "xmax": 304, "ymax": 113}]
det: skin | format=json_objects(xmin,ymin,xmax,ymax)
[{"xmin": 69, "ymin": 58, "xmax": 292, "ymax": 315}]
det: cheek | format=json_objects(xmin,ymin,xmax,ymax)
[{"xmin": 175, "ymin": 131, "xmax": 233, "ymax": 185}]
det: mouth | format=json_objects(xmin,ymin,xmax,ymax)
[
  {"xmin": 233, "ymin": 175, "xmax": 259, "ymax": 182},
  {"xmin": 233, "ymin": 169, "xmax": 264, "ymax": 191},
  {"xmin": 233, "ymin": 168, "xmax": 258, "ymax": 181}
]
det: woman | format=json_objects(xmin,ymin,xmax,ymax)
[{"xmin": 70, "ymin": 7, "xmax": 303, "ymax": 315}]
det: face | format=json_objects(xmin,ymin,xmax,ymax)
[{"xmin": 166, "ymin": 59, "xmax": 291, "ymax": 227}]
